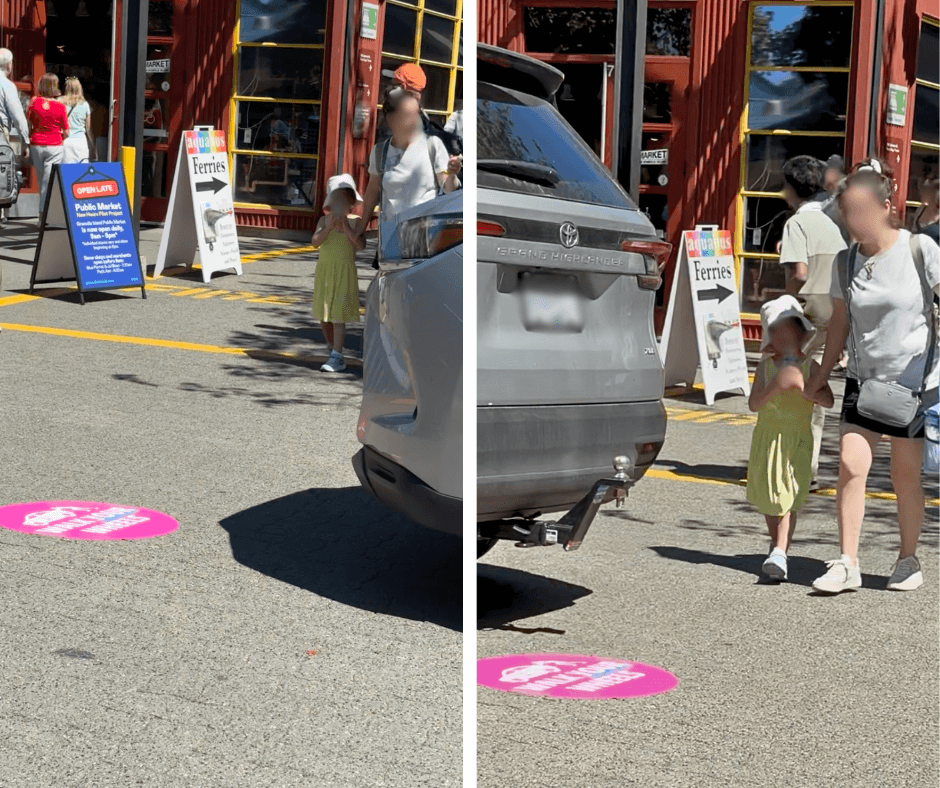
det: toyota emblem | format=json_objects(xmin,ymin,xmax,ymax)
[{"xmin": 559, "ymin": 222, "xmax": 579, "ymax": 248}]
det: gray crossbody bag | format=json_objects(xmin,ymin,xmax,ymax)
[{"xmin": 839, "ymin": 237, "xmax": 938, "ymax": 428}]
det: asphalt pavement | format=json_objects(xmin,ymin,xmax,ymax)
[
  {"xmin": 0, "ymin": 220, "xmax": 461, "ymax": 788},
  {"xmin": 478, "ymin": 382, "xmax": 939, "ymax": 787}
]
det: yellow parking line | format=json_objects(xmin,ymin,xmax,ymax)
[
  {"xmin": 645, "ymin": 468, "xmax": 939, "ymax": 507},
  {"xmin": 0, "ymin": 321, "xmax": 362, "ymax": 368},
  {"xmin": 170, "ymin": 288, "xmax": 207, "ymax": 297},
  {"xmin": 0, "ymin": 294, "xmax": 38, "ymax": 308},
  {"xmin": 666, "ymin": 409, "xmax": 712, "ymax": 422},
  {"xmin": 242, "ymin": 245, "xmax": 316, "ymax": 262}
]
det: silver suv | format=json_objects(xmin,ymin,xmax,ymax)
[
  {"xmin": 352, "ymin": 189, "xmax": 463, "ymax": 536},
  {"xmin": 477, "ymin": 46, "xmax": 669, "ymax": 557}
]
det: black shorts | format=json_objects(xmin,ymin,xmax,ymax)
[{"xmin": 841, "ymin": 378, "xmax": 936, "ymax": 439}]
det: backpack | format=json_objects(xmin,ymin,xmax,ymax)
[{"xmin": 0, "ymin": 120, "xmax": 20, "ymax": 208}]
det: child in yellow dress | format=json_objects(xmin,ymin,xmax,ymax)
[
  {"xmin": 747, "ymin": 295, "xmax": 834, "ymax": 581},
  {"xmin": 311, "ymin": 175, "xmax": 365, "ymax": 373}
]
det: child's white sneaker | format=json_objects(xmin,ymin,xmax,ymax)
[
  {"xmin": 321, "ymin": 350, "xmax": 346, "ymax": 373},
  {"xmin": 887, "ymin": 555, "xmax": 923, "ymax": 591},
  {"xmin": 762, "ymin": 547, "xmax": 787, "ymax": 581},
  {"xmin": 812, "ymin": 555, "xmax": 861, "ymax": 594}
]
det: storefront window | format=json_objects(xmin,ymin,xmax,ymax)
[
  {"xmin": 523, "ymin": 7, "xmax": 616, "ymax": 54},
  {"xmin": 380, "ymin": 0, "xmax": 463, "ymax": 128},
  {"xmin": 750, "ymin": 4, "xmax": 852, "ymax": 68},
  {"xmin": 646, "ymin": 8, "xmax": 691, "ymax": 56},
  {"xmin": 231, "ymin": 0, "xmax": 327, "ymax": 209},
  {"xmin": 907, "ymin": 18, "xmax": 940, "ymax": 226},
  {"xmin": 738, "ymin": 1, "xmax": 853, "ymax": 313}
]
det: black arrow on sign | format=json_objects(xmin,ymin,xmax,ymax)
[
  {"xmin": 196, "ymin": 177, "xmax": 227, "ymax": 194},
  {"xmin": 697, "ymin": 283, "xmax": 734, "ymax": 304}
]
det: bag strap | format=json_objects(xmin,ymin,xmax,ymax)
[
  {"xmin": 909, "ymin": 233, "xmax": 938, "ymax": 394},
  {"xmin": 426, "ymin": 135, "xmax": 445, "ymax": 194},
  {"xmin": 842, "ymin": 244, "xmax": 861, "ymax": 381},
  {"xmin": 377, "ymin": 138, "xmax": 391, "ymax": 184}
]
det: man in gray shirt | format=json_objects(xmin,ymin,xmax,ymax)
[
  {"xmin": 779, "ymin": 155, "xmax": 847, "ymax": 483},
  {"xmin": 0, "ymin": 47, "xmax": 30, "ymax": 223}
]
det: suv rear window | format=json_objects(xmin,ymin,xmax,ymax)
[{"xmin": 478, "ymin": 82, "xmax": 638, "ymax": 210}]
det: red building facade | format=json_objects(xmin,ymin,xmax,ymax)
[
  {"xmin": 480, "ymin": 0, "xmax": 939, "ymax": 330},
  {"xmin": 2, "ymin": 0, "xmax": 462, "ymax": 231}
]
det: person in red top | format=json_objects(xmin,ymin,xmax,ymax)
[{"xmin": 27, "ymin": 73, "xmax": 68, "ymax": 213}]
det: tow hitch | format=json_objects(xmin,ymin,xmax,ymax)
[{"xmin": 484, "ymin": 456, "xmax": 634, "ymax": 552}]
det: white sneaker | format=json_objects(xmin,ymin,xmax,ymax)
[
  {"xmin": 812, "ymin": 556, "xmax": 862, "ymax": 594},
  {"xmin": 762, "ymin": 548, "xmax": 787, "ymax": 581},
  {"xmin": 887, "ymin": 555, "xmax": 923, "ymax": 591}
]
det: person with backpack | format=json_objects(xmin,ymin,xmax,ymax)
[
  {"xmin": 804, "ymin": 159, "xmax": 940, "ymax": 594},
  {"xmin": 355, "ymin": 86, "xmax": 461, "ymax": 260},
  {"xmin": 373, "ymin": 63, "xmax": 461, "ymax": 156},
  {"xmin": 0, "ymin": 48, "xmax": 30, "ymax": 224}
]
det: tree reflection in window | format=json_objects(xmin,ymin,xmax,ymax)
[
  {"xmin": 523, "ymin": 7, "xmax": 616, "ymax": 54},
  {"xmin": 750, "ymin": 5, "xmax": 853, "ymax": 68},
  {"xmin": 477, "ymin": 88, "xmax": 636, "ymax": 209},
  {"xmin": 646, "ymin": 9, "xmax": 690, "ymax": 56}
]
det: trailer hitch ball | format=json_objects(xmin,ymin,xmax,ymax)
[{"xmin": 613, "ymin": 455, "xmax": 631, "ymax": 508}]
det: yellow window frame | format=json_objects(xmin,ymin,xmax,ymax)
[
  {"xmin": 736, "ymin": 0, "xmax": 855, "ymax": 305},
  {"xmin": 906, "ymin": 16, "xmax": 939, "ymax": 214},
  {"xmin": 380, "ymin": 0, "xmax": 463, "ymax": 117},
  {"xmin": 229, "ymin": 0, "xmax": 330, "ymax": 212}
]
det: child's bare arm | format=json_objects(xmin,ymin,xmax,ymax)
[
  {"xmin": 311, "ymin": 217, "xmax": 330, "ymax": 246},
  {"xmin": 342, "ymin": 217, "xmax": 365, "ymax": 249},
  {"xmin": 804, "ymin": 360, "xmax": 835, "ymax": 407},
  {"xmin": 748, "ymin": 362, "xmax": 775, "ymax": 412}
]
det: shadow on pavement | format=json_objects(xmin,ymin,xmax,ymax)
[
  {"xmin": 656, "ymin": 458, "xmax": 747, "ymax": 483},
  {"xmin": 478, "ymin": 563, "xmax": 592, "ymax": 634},
  {"xmin": 219, "ymin": 486, "xmax": 461, "ymax": 631},
  {"xmin": 650, "ymin": 545, "xmax": 890, "ymax": 591}
]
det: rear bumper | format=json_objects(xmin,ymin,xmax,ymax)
[
  {"xmin": 353, "ymin": 446, "xmax": 462, "ymax": 536},
  {"xmin": 478, "ymin": 400, "xmax": 666, "ymax": 520}
]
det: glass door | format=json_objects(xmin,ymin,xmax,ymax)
[
  {"xmin": 642, "ymin": 1, "xmax": 693, "ymax": 321},
  {"xmin": 140, "ymin": 0, "xmax": 180, "ymax": 221}
]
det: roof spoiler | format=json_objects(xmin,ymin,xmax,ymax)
[{"xmin": 477, "ymin": 44, "xmax": 565, "ymax": 101}]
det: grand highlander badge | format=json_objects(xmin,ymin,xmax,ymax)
[{"xmin": 559, "ymin": 222, "xmax": 579, "ymax": 248}]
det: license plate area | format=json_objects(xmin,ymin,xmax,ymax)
[{"xmin": 518, "ymin": 272, "xmax": 585, "ymax": 333}]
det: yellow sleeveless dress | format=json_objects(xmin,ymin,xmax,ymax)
[
  {"xmin": 312, "ymin": 227, "xmax": 359, "ymax": 323},
  {"xmin": 746, "ymin": 357, "xmax": 815, "ymax": 516}
]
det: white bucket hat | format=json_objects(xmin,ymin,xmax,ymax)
[
  {"xmin": 324, "ymin": 173, "xmax": 362, "ymax": 208},
  {"xmin": 759, "ymin": 294, "xmax": 816, "ymax": 351}
]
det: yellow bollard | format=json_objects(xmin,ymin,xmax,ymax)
[{"xmin": 119, "ymin": 146, "xmax": 136, "ymax": 212}]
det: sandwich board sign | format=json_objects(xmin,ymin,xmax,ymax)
[
  {"xmin": 29, "ymin": 163, "xmax": 145, "ymax": 304},
  {"xmin": 153, "ymin": 127, "xmax": 242, "ymax": 282},
  {"xmin": 659, "ymin": 229, "xmax": 750, "ymax": 405}
]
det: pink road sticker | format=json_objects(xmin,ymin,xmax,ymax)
[
  {"xmin": 0, "ymin": 501, "xmax": 178, "ymax": 541},
  {"xmin": 477, "ymin": 653, "xmax": 679, "ymax": 699}
]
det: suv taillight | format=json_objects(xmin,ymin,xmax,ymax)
[
  {"xmin": 398, "ymin": 215, "xmax": 464, "ymax": 259},
  {"xmin": 477, "ymin": 220, "xmax": 505, "ymax": 237},
  {"xmin": 622, "ymin": 239, "xmax": 672, "ymax": 290}
]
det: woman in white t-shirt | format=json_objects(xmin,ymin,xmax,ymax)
[
  {"xmin": 355, "ymin": 87, "xmax": 461, "ymax": 258},
  {"xmin": 59, "ymin": 77, "xmax": 92, "ymax": 164},
  {"xmin": 805, "ymin": 160, "xmax": 940, "ymax": 594}
]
